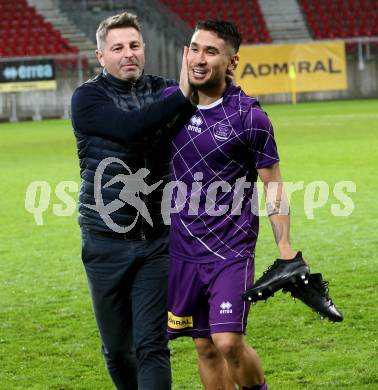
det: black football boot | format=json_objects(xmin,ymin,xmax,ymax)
[
  {"xmin": 243, "ymin": 252, "xmax": 310, "ymax": 303},
  {"xmin": 283, "ymin": 273, "xmax": 344, "ymax": 322}
]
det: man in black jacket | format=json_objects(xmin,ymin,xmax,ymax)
[{"xmin": 71, "ymin": 12, "xmax": 192, "ymax": 390}]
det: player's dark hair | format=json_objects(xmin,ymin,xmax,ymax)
[{"xmin": 194, "ymin": 20, "xmax": 241, "ymax": 53}]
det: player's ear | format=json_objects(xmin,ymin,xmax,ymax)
[
  {"xmin": 229, "ymin": 53, "xmax": 239, "ymax": 72},
  {"xmin": 226, "ymin": 54, "xmax": 239, "ymax": 81}
]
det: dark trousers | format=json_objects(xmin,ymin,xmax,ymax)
[{"xmin": 81, "ymin": 229, "xmax": 171, "ymax": 390}]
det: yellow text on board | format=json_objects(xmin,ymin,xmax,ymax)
[
  {"xmin": 235, "ymin": 41, "xmax": 347, "ymax": 95},
  {"xmin": 0, "ymin": 80, "xmax": 57, "ymax": 93}
]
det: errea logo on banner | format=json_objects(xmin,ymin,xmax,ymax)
[{"xmin": 0, "ymin": 59, "xmax": 57, "ymax": 93}]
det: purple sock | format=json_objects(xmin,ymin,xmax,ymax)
[{"xmin": 241, "ymin": 382, "xmax": 268, "ymax": 390}]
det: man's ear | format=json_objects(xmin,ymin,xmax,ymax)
[
  {"xmin": 229, "ymin": 53, "xmax": 239, "ymax": 72},
  {"xmin": 226, "ymin": 54, "xmax": 239, "ymax": 81},
  {"xmin": 96, "ymin": 49, "xmax": 105, "ymax": 67}
]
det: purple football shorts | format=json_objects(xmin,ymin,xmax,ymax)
[{"xmin": 167, "ymin": 256, "xmax": 254, "ymax": 339}]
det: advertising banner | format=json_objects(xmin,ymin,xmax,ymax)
[
  {"xmin": 235, "ymin": 41, "xmax": 347, "ymax": 95},
  {"xmin": 0, "ymin": 59, "xmax": 56, "ymax": 92}
]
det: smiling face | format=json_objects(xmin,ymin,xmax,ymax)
[
  {"xmin": 188, "ymin": 29, "xmax": 238, "ymax": 92},
  {"xmin": 96, "ymin": 27, "xmax": 145, "ymax": 81}
]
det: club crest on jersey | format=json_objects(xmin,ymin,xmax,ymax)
[
  {"xmin": 214, "ymin": 123, "xmax": 232, "ymax": 141},
  {"xmin": 188, "ymin": 115, "xmax": 203, "ymax": 133}
]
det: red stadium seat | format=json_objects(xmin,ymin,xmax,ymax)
[
  {"xmin": 0, "ymin": 0, "xmax": 80, "ymax": 58},
  {"xmin": 298, "ymin": 0, "xmax": 376, "ymax": 39},
  {"xmin": 158, "ymin": 0, "xmax": 272, "ymax": 44}
]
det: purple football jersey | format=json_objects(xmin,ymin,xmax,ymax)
[{"xmin": 165, "ymin": 84, "xmax": 279, "ymax": 262}]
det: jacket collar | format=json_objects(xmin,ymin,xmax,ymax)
[{"xmin": 101, "ymin": 68, "xmax": 145, "ymax": 90}]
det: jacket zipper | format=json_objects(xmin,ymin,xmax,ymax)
[{"xmin": 131, "ymin": 82, "xmax": 146, "ymax": 240}]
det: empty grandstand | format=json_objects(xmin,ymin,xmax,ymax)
[
  {"xmin": 159, "ymin": 0, "xmax": 272, "ymax": 43},
  {"xmin": 0, "ymin": 0, "xmax": 79, "ymax": 57},
  {"xmin": 0, "ymin": 0, "xmax": 377, "ymax": 120},
  {"xmin": 299, "ymin": 0, "xmax": 377, "ymax": 39}
]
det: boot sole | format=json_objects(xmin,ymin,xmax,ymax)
[{"xmin": 243, "ymin": 264, "xmax": 310, "ymax": 303}]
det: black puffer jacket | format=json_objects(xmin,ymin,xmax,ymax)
[{"xmin": 71, "ymin": 70, "xmax": 188, "ymax": 235}]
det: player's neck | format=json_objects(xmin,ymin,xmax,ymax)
[{"xmin": 197, "ymin": 82, "xmax": 227, "ymax": 106}]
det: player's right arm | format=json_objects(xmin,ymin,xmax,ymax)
[
  {"xmin": 245, "ymin": 103, "xmax": 297, "ymax": 259},
  {"xmin": 257, "ymin": 163, "xmax": 297, "ymax": 260}
]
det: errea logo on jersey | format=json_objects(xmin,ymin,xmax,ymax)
[
  {"xmin": 191, "ymin": 115, "xmax": 203, "ymax": 126},
  {"xmin": 188, "ymin": 115, "xmax": 203, "ymax": 134},
  {"xmin": 220, "ymin": 301, "xmax": 233, "ymax": 314}
]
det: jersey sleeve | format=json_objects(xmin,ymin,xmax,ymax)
[{"xmin": 244, "ymin": 105, "xmax": 280, "ymax": 169}]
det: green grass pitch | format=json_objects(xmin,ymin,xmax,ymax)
[{"xmin": 0, "ymin": 99, "xmax": 377, "ymax": 389}]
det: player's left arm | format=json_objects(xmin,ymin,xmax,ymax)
[{"xmin": 257, "ymin": 162, "xmax": 297, "ymax": 259}]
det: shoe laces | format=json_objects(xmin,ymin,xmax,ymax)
[
  {"xmin": 262, "ymin": 260, "xmax": 280, "ymax": 275},
  {"xmin": 316, "ymin": 279, "xmax": 330, "ymax": 299}
]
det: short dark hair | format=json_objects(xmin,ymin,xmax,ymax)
[
  {"xmin": 96, "ymin": 12, "xmax": 142, "ymax": 50},
  {"xmin": 194, "ymin": 20, "xmax": 241, "ymax": 53}
]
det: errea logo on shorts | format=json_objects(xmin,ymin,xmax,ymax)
[
  {"xmin": 220, "ymin": 301, "xmax": 233, "ymax": 314},
  {"xmin": 187, "ymin": 115, "xmax": 203, "ymax": 134}
]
